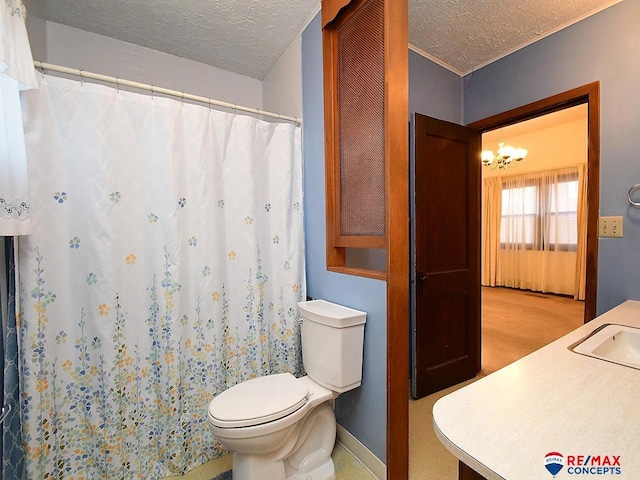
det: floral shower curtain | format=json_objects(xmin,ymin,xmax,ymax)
[{"xmin": 19, "ymin": 74, "xmax": 305, "ymax": 479}]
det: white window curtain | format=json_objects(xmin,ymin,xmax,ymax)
[
  {"xmin": 482, "ymin": 165, "xmax": 587, "ymax": 298},
  {"xmin": 573, "ymin": 164, "xmax": 588, "ymax": 300},
  {"xmin": 0, "ymin": 0, "xmax": 37, "ymax": 235},
  {"xmin": 481, "ymin": 176, "xmax": 501, "ymax": 287}
]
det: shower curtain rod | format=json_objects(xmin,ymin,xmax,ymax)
[{"xmin": 34, "ymin": 61, "xmax": 302, "ymax": 125}]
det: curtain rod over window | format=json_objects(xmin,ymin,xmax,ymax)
[{"xmin": 33, "ymin": 61, "xmax": 301, "ymax": 125}]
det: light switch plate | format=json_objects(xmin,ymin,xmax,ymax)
[{"xmin": 599, "ymin": 216, "xmax": 623, "ymax": 237}]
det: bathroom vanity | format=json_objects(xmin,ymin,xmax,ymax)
[{"xmin": 433, "ymin": 300, "xmax": 640, "ymax": 479}]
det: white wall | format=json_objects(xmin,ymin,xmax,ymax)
[
  {"xmin": 261, "ymin": 4, "xmax": 321, "ymax": 120},
  {"xmin": 262, "ymin": 35, "xmax": 302, "ymax": 119},
  {"xmin": 24, "ymin": 12, "xmax": 47, "ymax": 62},
  {"xmin": 26, "ymin": 20, "xmax": 264, "ymax": 110}
]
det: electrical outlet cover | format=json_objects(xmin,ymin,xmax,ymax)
[{"xmin": 599, "ymin": 216, "xmax": 623, "ymax": 237}]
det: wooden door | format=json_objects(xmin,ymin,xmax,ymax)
[{"xmin": 410, "ymin": 113, "xmax": 481, "ymax": 399}]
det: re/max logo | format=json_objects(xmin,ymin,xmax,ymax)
[{"xmin": 567, "ymin": 456, "xmax": 621, "ymax": 467}]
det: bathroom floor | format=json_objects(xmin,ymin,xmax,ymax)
[
  {"xmin": 161, "ymin": 442, "xmax": 376, "ymax": 480},
  {"xmin": 409, "ymin": 287, "xmax": 585, "ymax": 479}
]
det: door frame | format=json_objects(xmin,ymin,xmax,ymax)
[
  {"xmin": 468, "ymin": 82, "xmax": 600, "ymax": 322},
  {"xmin": 390, "ymin": 82, "xmax": 599, "ymax": 479}
]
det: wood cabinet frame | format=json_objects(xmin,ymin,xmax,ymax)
[
  {"xmin": 323, "ymin": 0, "xmax": 387, "ymax": 282},
  {"xmin": 321, "ymin": 0, "xmax": 409, "ymax": 478}
]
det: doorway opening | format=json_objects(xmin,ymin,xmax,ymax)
[
  {"xmin": 479, "ymin": 104, "xmax": 587, "ymax": 376},
  {"xmin": 470, "ymin": 82, "xmax": 600, "ymax": 324},
  {"xmin": 407, "ymin": 83, "xmax": 600, "ymax": 480}
]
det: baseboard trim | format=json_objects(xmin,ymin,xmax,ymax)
[{"xmin": 336, "ymin": 424, "xmax": 386, "ymax": 480}]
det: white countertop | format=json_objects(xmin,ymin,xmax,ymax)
[{"xmin": 433, "ymin": 300, "xmax": 640, "ymax": 480}]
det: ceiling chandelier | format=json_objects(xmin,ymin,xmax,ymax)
[{"xmin": 481, "ymin": 141, "xmax": 528, "ymax": 170}]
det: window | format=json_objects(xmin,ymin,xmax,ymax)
[
  {"xmin": 548, "ymin": 177, "xmax": 579, "ymax": 247},
  {"xmin": 500, "ymin": 170, "xmax": 579, "ymax": 251},
  {"xmin": 500, "ymin": 183, "xmax": 538, "ymax": 246}
]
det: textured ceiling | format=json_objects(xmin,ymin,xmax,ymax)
[
  {"xmin": 25, "ymin": 0, "xmax": 622, "ymax": 79},
  {"xmin": 24, "ymin": 0, "xmax": 320, "ymax": 80},
  {"xmin": 409, "ymin": 0, "xmax": 623, "ymax": 75}
]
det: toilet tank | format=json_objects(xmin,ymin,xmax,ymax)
[{"xmin": 297, "ymin": 300, "xmax": 366, "ymax": 393}]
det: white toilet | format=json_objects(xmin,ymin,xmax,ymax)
[{"xmin": 207, "ymin": 299, "xmax": 366, "ymax": 480}]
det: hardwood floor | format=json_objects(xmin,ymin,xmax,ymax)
[{"xmin": 480, "ymin": 286, "xmax": 584, "ymax": 375}]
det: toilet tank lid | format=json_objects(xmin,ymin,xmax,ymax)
[
  {"xmin": 297, "ymin": 300, "xmax": 366, "ymax": 328},
  {"xmin": 208, "ymin": 373, "xmax": 308, "ymax": 427}
]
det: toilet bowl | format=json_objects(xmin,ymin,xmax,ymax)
[
  {"xmin": 208, "ymin": 300, "xmax": 366, "ymax": 480},
  {"xmin": 209, "ymin": 374, "xmax": 338, "ymax": 479}
]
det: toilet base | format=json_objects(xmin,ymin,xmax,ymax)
[
  {"xmin": 232, "ymin": 453, "xmax": 286, "ymax": 479},
  {"xmin": 232, "ymin": 454, "xmax": 335, "ymax": 480},
  {"xmin": 229, "ymin": 401, "xmax": 337, "ymax": 480},
  {"xmin": 233, "ymin": 453, "xmax": 336, "ymax": 480},
  {"xmin": 286, "ymin": 457, "xmax": 334, "ymax": 480}
]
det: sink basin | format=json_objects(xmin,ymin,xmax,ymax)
[{"xmin": 573, "ymin": 324, "xmax": 640, "ymax": 369}]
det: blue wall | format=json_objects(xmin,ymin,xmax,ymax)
[
  {"xmin": 464, "ymin": 0, "xmax": 640, "ymax": 314},
  {"xmin": 301, "ymin": 14, "xmax": 388, "ymax": 461},
  {"xmin": 301, "ymin": 13, "xmax": 467, "ymax": 463},
  {"xmin": 409, "ymin": 49, "xmax": 462, "ymax": 124},
  {"xmin": 302, "ymin": 0, "xmax": 640, "ymax": 466}
]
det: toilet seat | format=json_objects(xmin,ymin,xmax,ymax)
[{"xmin": 209, "ymin": 373, "xmax": 309, "ymax": 428}]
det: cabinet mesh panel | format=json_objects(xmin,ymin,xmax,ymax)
[{"xmin": 337, "ymin": 0, "xmax": 386, "ymax": 237}]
